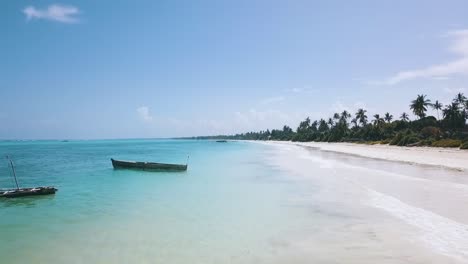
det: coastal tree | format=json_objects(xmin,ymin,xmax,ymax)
[
  {"xmin": 355, "ymin": 108, "xmax": 368, "ymax": 126},
  {"xmin": 341, "ymin": 110, "xmax": 351, "ymax": 120},
  {"xmin": 351, "ymin": 118, "xmax": 358, "ymax": 129},
  {"xmin": 453, "ymin": 93, "xmax": 467, "ymax": 107},
  {"xmin": 432, "ymin": 100, "xmax": 443, "ymax": 120},
  {"xmin": 384, "ymin": 112, "xmax": 393, "ymax": 123},
  {"xmin": 400, "ymin": 112, "xmax": 409, "ymax": 122},
  {"xmin": 198, "ymin": 93, "xmax": 467, "ymax": 146},
  {"xmin": 373, "ymin": 114, "xmax": 384, "ymax": 127},
  {"xmin": 311, "ymin": 120, "xmax": 318, "ymax": 132},
  {"xmin": 442, "ymin": 103, "xmax": 466, "ymax": 131},
  {"xmin": 410, "ymin": 94, "xmax": 431, "ymax": 119},
  {"xmin": 318, "ymin": 119, "xmax": 328, "ymax": 132},
  {"xmin": 333, "ymin": 113, "xmax": 340, "ymax": 122}
]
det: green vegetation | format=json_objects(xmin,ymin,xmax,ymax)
[
  {"xmin": 193, "ymin": 93, "xmax": 468, "ymax": 149},
  {"xmin": 461, "ymin": 141, "xmax": 468, "ymax": 150}
]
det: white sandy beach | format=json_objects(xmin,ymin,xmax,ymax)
[
  {"xmin": 258, "ymin": 141, "xmax": 468, "ymax": 263},
  {"xmin": 265, "ymin": 141, "xmax": 468, "ymax": 171}
]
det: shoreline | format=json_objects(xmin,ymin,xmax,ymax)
[{"xmin": 258, "ymin": 141, "xmax": 468, "ymax": 172}]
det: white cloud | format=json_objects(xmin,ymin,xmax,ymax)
[
  {"xmin": 382, "ymin": 29, "xmax": 468, "ymax": 85},
  {"xmin": 23, "ymin": 4, "xmax": 80, "ymax": 23},
  {"xmin": 137, "ymin": 106, "xmax": 153, "ymax": 122}
]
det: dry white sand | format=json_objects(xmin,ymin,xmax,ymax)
[{"xmin": 264, "ymin": 141, "xmax": 468, "ymax": 171}]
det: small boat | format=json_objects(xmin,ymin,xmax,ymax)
[
  {"xmin": 1, "ymin": 156, "xmax": 58, "ymax": 198},
  {"xmin": 1, "ymin": 187, "xmax": 57, "ymax": 198},
  {"xmin": 111, "ymin": 158, "xmax": 188, "ymax": 171},
  {"xmin": 216, "ymin": 140, "xmax": 228, "ymax": 143}
]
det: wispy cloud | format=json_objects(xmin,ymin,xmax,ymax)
[
  {"xmin": 137, "ymin": 106, "xmax": 153, "ymax": 122},
  {"xmin": 23, "ymin": 4, "xmax": 80, "ymax": 23},
  {"xmin": 380, "ymin": 29, "xmax": 468, "ymax": 85}
]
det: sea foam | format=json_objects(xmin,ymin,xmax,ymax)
[{"xmin": 368, "ymin": 189, "xmax": 468, "ymax": 262}]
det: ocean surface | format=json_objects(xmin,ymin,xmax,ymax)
[{"xmin": 1, "ymin": 140, "xmax": 467, "ymax": 264}]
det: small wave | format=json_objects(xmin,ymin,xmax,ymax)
[{"xmin": 368, "ymin": 189, "xmax": 468, "ymax": 262}]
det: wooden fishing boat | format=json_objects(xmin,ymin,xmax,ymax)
[
  {"xmin": 111, "ymin": 158, "xmax": 188, "ymax": 171},
  {"xmin": 0, "ymin": 187, "xmax": 57, "ymax": 198},
  {"xmin": 1, "ymin": 156, "xmax": 58, "ymax": 198},
  {"xmin": 216, "ymin": 140, "xmax": 228, "ymax": 143}
]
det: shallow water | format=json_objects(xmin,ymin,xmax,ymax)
[{"xmin": 1, "ymin": 140, "xmax": 467, "ymax": 263}]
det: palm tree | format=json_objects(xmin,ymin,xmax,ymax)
[
  {"xmin": 318, "ymin": 119, "xmax": 328, "ymax": 132},
  {"xmin": 443, "ymin": 103, "xmax": 465, "ymax": 131},
  {"xmin": 384, "ymin": 112, "xmax": 393, "ymax": 123},
  {"xmin": 339, "ymin": 110, "xmax": 351, "ymax": 126},
  {"xmin": 327, "ymin": 118, "xmax": 334, "ymax": 127},
  {"xmin": 452, "ymin": 93, "xmax": 467, "ymax": 124},
  {"xmin": 311, "ymin": 120, "xmax": 318, "ymax": 132},
  {"xmin": 373, "ymin": 114, "xmax": 384, "ymax": 126},
  {"xmin": 333, "ymin": 113, "xmax": 340, "ymax": 121},
  {"xmin": 410, "ymin": 94, "xmax": 431, "ymax": 119},
  {"xmin": 431, "ymin": 100, "xmax": 443, "ymax": 120},
  {"xmin": 351, "ymin": 118, "xmax": 358, "ymax": 128},
  {"xmin": 341, "ymin": 110, "xmax": 351, "ymax": 120},
  {"xmin": 400, "ymin": 112, "xmax": 409, "ymax": 122},
  {"xmin": 453, "ymin": 93, "xmax": 467, "ymax": 107},
  {"xmin": 355, "ymin": 108, "xmax": 368, "ymax": 126}
]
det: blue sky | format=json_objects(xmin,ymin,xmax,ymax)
[{"xmin": 1, "ymin": 0, "xmax": 468, "ymax": 139}]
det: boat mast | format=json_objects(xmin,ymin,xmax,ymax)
[{"xmin": 6, "ymin": 156, "xmax": 19, "ymax": 190}]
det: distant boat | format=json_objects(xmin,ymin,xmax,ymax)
[
  {"xmin": 1, "ymin": 156, "xmax": 57, "ymax": 199},
  {"xmin": 216, "ymin": 140, "xmax": 228, "ymax": 143},
  {"xmin": 111, "ymin": 158, "xmax": 188, "ymax": 171}
]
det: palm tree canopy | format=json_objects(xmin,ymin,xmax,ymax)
[
  {"xmin": 432, "ymin": 100, "xmax": 443, "ymax": 110},
  {"xmin": 311, "ymin": 120, "xmax": 318, "ymax": 130},
  {"xmin": 341, "ymin": 110, "xmax": 351, "ymax": 118},
  {"xmin": 410, "ymin": 94, "xmax": 431, "ymax": 119},
  {"xmin": 454, "ymin": 93, "xmax": 467, "ymax": 106},
  {"xmin": 355, "ymin": 108, "xmax": 368, "ymax": 125},
  {"xmin": 384, "ymin": 112, "xmax": 393, "ymax": 122},
  {"xmin": 373, "ymin": 114, "xmax": 384, "ymax": 126},
  {"xmin": 443, "ymin": 103, "xmax": 461, "ymax": 118},
  {"xmin": 400, "ymin": 112, "xmax": 409, "ymax": 121}
]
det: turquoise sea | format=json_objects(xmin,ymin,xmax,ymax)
[
  {"xmin": 2, "ymin": 140, "xmax": 468, "ymax": 264},
  {"xmin": 0, "ymin": 140, "xmax": 313, "ymax": 264}
]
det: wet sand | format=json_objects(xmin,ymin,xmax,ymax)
[{"xmin": 260, "ymin": 141, "xmax": 468, "ymax": 263}]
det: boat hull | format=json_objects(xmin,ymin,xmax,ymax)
[
  {"xmin": 111, "ymin": 158, "xmax": 188, "ymax": 171},
  {"xmin": 0, "ymin": 187, "xmax": 57, "ymax": 198}
]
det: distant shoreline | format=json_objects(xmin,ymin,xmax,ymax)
[{"xmin": 256, "ymin": 140, "xmax": 468, "ymax": 172}]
